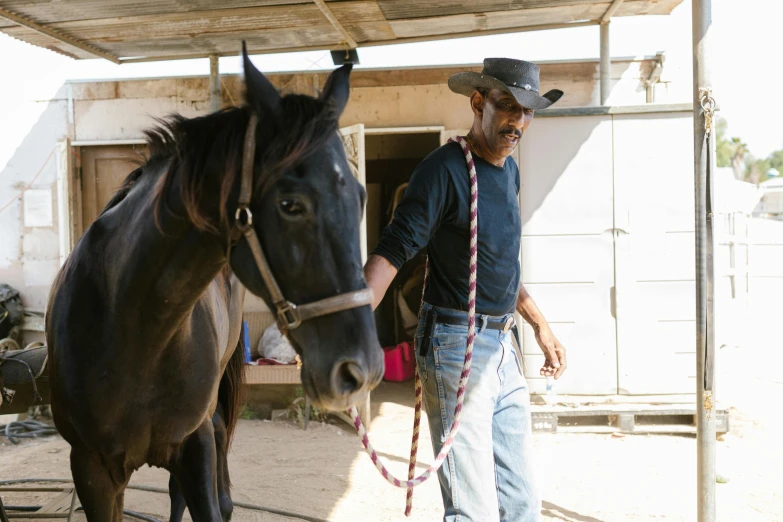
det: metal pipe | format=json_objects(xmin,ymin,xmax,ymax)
[
  {"xmin": 0, "ymin": 479, "xmax": 328, "ymax": 522},
  {"xmin": 209, "ymin": 54, "xmax": 221, "ymax": 113},
  {"xmin": 600, "ymin": 22, "xmax": 610, "ymax": 105},
  {"xmin": 601, "ymin": 0, "xmax": 626, "ymax": 23},
  {"xmin": 693, "ymin": 0, "xmax": 716, "ymax": 520}
]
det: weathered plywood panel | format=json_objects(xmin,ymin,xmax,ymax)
[
  {"xmin": 515, "ymin": 0, "xmax": 609, "ymax": 7},
  {"xmin": 74, "ymin": 98, "xmax": 195, "ymax": 141},
  {"xmin": 389, "ymin": 0, "xmax": 680, "ymax": 38},
  {"xmin": 389, "ymin": 4, "xmax": 605, "ymax": 38},
  {"xmin": 377, "ymin": 0, "xmax": 677, "ymax": 21},
  {"xmin": 1, "ymin": 3, "xmax": 388, "ymax": 41},
  {"xmin": 378, "ymin": 0, "xmax": 514, "ymax": 20},
  {"xmin": 0, "ymin": 3, "xmax": 389, "ymax": 55},
  {"xmin": 4, "ymin": 12, "xmax": 328, "ymax": 41},
  {"xmin": 0, "ymin": 1, "xmax": 312, "ymax": 25},
  {"xmin": 342, "ymin": 84, "xmax": 475, "ymax": 129},
  {"xmin": 330, "ymin": 1, "xmax": 395, "ymax": 41},
  {"xmin": 0, "ymin": 30, "xmax": 98, "ymax": 60}
]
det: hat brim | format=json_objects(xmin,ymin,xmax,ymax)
[{"xmin": 448, "ymin": 71, "xmax": 563, "ymax": 110}]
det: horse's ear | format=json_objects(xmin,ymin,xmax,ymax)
[
  {"xmin": 242, "ymin": 41, "xmax": 282, "ymax": 119},
  {"xmin": 319, "ymin": 64, "xmax": 352, "ymax": 116}
]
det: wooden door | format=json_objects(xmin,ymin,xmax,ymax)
[
  {"xmin": 339, "ymin": 123, "xmax": 367, "ymax": 262},
  {"xmin": 79, "ymin": 144, "xmax": 148, "ymax": 233}
]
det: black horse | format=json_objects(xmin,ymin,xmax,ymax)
[{"xmin": 45, "ymin": 45, "xmax": 383, "ymax": 521}]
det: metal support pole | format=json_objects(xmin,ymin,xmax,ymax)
[
  {"xmin": 209, "ymin": 54, "xmax": 221, "ymax": 113},
  {"xmin": 600, "ymin": 22, "xmax": 610, "ymax": 105},
  {"xmin": 693, "ymin": 0, "xmax": 716, "ymax": 521}
]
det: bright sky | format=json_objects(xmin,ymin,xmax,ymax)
[{"xmin": 0, "ymin": 0, "xmax": 778, "ymax": 158}]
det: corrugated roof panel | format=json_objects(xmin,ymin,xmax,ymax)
[{"xmin": 0, "ymin": 0, "xmax": 683, "ymax": 62}]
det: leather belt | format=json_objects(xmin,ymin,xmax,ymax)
[{"xmin": 436, "ymin": 313, "xmax": 515, "ymax": 333}]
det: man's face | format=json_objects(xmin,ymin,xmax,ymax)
[{"xmin": 475, "ymin": 88, "xmax": 534, "ymax": 160}]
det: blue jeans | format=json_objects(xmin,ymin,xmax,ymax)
[{"xmin": 415, "ymin": 303, "xmax": 540, "ymax": 522}]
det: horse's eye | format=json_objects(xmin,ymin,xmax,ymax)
[{"xmin": 279, "ymin": 198, "xmax": 306, "ymax": 216}]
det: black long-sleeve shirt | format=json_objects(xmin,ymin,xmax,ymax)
[{"xmin": 372, "ymin": 142, "xmax": 521, "ymax": 317}]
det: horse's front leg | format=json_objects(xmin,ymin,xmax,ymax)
[
  {"xmin": 70, "ymin": 443, "xmax": 127, "ymax": 522},
  {"xmin": 170, "ymin": 419, "xmax": 222, "ymax": 521}
]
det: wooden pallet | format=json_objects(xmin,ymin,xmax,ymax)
[
  {"xmin": 531, "ymin": 403, "xmax": 729, "ymax": 435},
  {"xmin": 0, "ymin": 486, "xmax": 78, "ymax": 520}
]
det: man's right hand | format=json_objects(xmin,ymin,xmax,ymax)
[{"xmin": 363, "ymin": 254, "xmax": 399, "ymax": 310}]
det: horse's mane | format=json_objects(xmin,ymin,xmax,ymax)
[{"xmin": 109, "ymin": 94, "xmax": 341, "ymax": 234}]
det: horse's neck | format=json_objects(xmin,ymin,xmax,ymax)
[{"xmin": 103, "ymin": 166, "xmax": 228, "ymax": 339}]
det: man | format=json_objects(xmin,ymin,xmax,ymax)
[{"xmin": 364, "ymin": 58, "xmax": 568, "ymax": 521}]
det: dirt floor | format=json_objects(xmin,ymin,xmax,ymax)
[{"xmin": 1, "ymin": 342, "xmax": 781, "ymax": 522}]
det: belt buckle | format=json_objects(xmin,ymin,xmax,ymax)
[{"xmin": 502, "ymin": 315, "xmax": 514, "ymax": 334}]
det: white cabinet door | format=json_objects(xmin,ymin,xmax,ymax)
[
  {"xmin": 516, "ymin": 115, "xmax": 618, "ymax": 395},
  {"xmin": 613, "ymin": 113, "xmax": 696, "ymax": 394}
]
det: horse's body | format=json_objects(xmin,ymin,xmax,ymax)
[{"xmin": 45, "ymin": 47, "xmax": 383, "ymax": 521}]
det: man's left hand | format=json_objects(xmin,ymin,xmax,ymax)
[{"xmin": 535, "ymin": 325, "xmax": 567, "ymax": 379}]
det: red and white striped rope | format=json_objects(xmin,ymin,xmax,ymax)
[{"xmin": 347, "ymin": 135, "xmax": 478, "ymax": 516}]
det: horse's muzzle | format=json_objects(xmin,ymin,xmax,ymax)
[{"xmin": 302, "ymin": 354, "xmax": 383, "ymax": 412}]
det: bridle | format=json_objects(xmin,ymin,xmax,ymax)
[{"xmin": 231, "ymin": 112, "xmax": 373, "ymax": 332}]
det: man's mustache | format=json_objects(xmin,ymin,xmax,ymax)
[{"xmin": 499, "ymin": 128, "xmax": 522, "ymax": 138}]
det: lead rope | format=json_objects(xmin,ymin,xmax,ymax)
[{"xmin": 346, "ymin": 136, "xmax": 478, "ymax": 516}]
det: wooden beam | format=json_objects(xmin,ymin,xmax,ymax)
[
  {"xmin": 601, "ymin": 0, "xmax": 626, "ymax": 23},
  {"xmin": 313, "ymin": 0, "xmax": 358, "ymax": 49},
  {"xmin": 118, "ymin": 20, "xmax": 597, "ymax": 64},
  {"xmin": 0, "ymin": 7, "xmax": 120, "ymax": 64},
  {"xmin": 600, "ymin": 20, "xmax": 610, "ymax": 104},
  {"xmin": 118, "ymin": 42, "xmax": 338, "ymax": 63}
]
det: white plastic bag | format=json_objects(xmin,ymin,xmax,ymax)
[{"xmin": 257, "ymin": 323, "xmax": 297, "ymax": 364}]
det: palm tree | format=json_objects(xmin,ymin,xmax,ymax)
[{"xmin": 730, "ymin": 137, "xmax": 749, "ymax": 181}]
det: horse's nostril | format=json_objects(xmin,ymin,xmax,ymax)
[{"xmin": 333, "ymin": 361, "xmax": 365, "ymax": 396}]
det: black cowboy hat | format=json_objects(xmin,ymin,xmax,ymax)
[{"xmin": 448, "ymin": 58, "xmax": 564, "ymax": 110}]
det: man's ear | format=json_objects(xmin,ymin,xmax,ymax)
[{"xmin": 470, "ymin": 91, "xmax": 485, "ymax": 116}]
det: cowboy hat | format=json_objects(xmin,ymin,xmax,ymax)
[{"xmin": 448, "ymin": 58, "xmax": 563, "ymax": 110}]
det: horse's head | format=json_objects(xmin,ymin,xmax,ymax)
[{"xmin": 229, "ymin": 45, "xmax": 383, "ymax": 412}]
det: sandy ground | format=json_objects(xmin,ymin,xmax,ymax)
[{"xmin": 1, "ymin": 338, "xmax": 780, "ymax": 522}]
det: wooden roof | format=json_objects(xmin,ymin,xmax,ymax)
[{"xmin": 0, "ymin": 0, "xmax": 683, "ymax": 64}]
